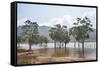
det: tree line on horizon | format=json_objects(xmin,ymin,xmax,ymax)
[{"xmin": 17, "ymin": 16, "xmax": 94, "ymax": 57}]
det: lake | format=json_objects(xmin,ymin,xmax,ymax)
[
  {"xmin": 17, "ymin": 42, "xmax": 96, "ymax": 64},
  {"xmin": 18, "ymin": 42, "xmax": 96, "ymax": 50},
  {"xmin": 18, "ymin": 42, "xmax": 96, "ymax": 57}
]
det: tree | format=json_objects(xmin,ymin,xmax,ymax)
[
  {"xmin": 49, "ymin": 27, "xmax": 57, "ymax": 48},
  {"xmin": 17, "ymin": 36, "xmax": 22, "ymax": 48},
  {"xmin": 69, "ymin": 27, "xmax": 78, "ymax": 48},
  {"xmin": 49, "ymin": 24, "xmax": 70, "ymax": 48},
  {"xmin": 63, "ymin": 31, "xmax": 70, "ymax": 48},
  {"xmin": 22, "ymin": 20, "xmax": 39, "ymax": 50},
  {"xmin": 42, "ymin": 36, "xmax": 49, "ymax": 47},
  {"xmin": 54, "ymin": 24, "xmax": 62, "ymax": 48},
  {"xmin": 28, "ymin": 34, "xmax": 40, "ymax": 50},
  {"xmin": 39, "ymin": 35, "xmax": 49, "ymax": 47},
  {"xmin": 62, "ymin": 25, "xmax": 70, "ymax": 48},
  {"xmin": 72, "ymin": 16, "xmax": 94, "ymax": 57}
]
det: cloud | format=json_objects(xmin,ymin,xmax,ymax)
[
  {"xmin": 18, "ymin": 10, "xmax": 96, "ymax": 29},
  {"xmin": 17, "ymin": 18, "xmax": 28, "ymax": 26},
  {"xmin": 42, "ymin": 15, "xmax": 74, "ymax": 28}
]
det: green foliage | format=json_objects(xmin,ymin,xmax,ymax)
[
  {"xmin": 18, "ymin": 20, "xmax": 49, "ymax": 50},
  {"xmin": 40, "ymin": 35, "xmax": 49, "ymax": 44},
  {"xmin": 63, "ymin": 31, "xmax": 70, "ymax": 45},
  {"xmin": 17, "ymin": 36, "xmax": 24, "ymax": 44},
  {"xmin": 49, "ymin": 24, "xmax": 70, "ymax": 47},
  {"xmin": 70, "ymin": 16, "xmax": 94, "ymax": 57},
  {"xmin": 72, "ymin": 16, "xmax": 94, "ymax": 42},
  {"xmin": 22, "ymin": 20, "xmax": 39, "ymax": 35},
  {"xmin": 19, "ymin": 20, "xmax": 40, "ymax": 50}
]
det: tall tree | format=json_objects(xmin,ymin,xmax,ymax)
[
  {"xmin": 49, "ymin": 27, "xmax": 57, "ymax": 48},
  {"xmin": 49, "ymin": 24, "xmax": 70, "ymax": 48},
  {"xmin": 63, "ymin": 31, "xmax": 70, "ymax": 48},
  {"xmin": 72, "ymin": 16, "xmax": 94, "ymax": 57},
  {"xmin": 39, "ymin": 35, "xmax": 49, "ymax": 47},
  {"xmin": 69, "ymin": 27, "xmax": 78, "ymax": 48},
  {"xmin": 22, "ymin": 20, "xmax": 39, "ymax": 50}
]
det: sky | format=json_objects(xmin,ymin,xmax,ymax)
[{"xmin": 17, "ymin": 3, "xmax": 96, "ymax": 28}]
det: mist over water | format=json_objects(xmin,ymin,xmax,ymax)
[
  {"xmin": 17, "ymin": 42, "xmax": 96, "ymax": 58},
  {"xmin": 18, "ymin": 42, "xmax": 96, "ymax": 50}
]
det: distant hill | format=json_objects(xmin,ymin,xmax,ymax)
[
  {"xmin": 17, "ymin": 25, "xmax": 96, "ymax": 42},
  {"xmin": 17, "ymin": 25, "xmax": 53, "ymax": 42},
  {"xmin": 38, "ymin": 26, "xmax": 52, "ymax": 41}
]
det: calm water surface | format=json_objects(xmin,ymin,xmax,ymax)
[
  {"xmin": 18, "ymin": 42, "xmax": 96, "ymax": 58},
  {"xmin": 18, "ymin": 42, "xmax": 96, "ymax": 49}
]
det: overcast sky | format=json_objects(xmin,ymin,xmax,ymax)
[{"xmin": 17, "ymin": 3, "xmax": 96, "ymax": 29}]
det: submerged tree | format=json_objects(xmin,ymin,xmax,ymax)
[
  {"xmin": 71, "ymin": 16, "xmax": 94, "ymax": 57},
  {"xmin": 39, "ymin": 35, "xmax": 49, "ymax": 47},
  {"xmin": 22, "ymin": 20, "xmax": 39, "ymax": 50},
  {"xmin": 49, "ymin": 24, "xmax": 70, "ymax": 48},
  {"xmin": 69, "ymin": 27, "xmax": 78, "ymax": 48},
  {"xmin": 63, "ymin": 31, "xmax": 70, "ymax": 48},
  {"xmin": 28, "ymin": 34, "xmax": 40, "ymax": 50},
  {"xmin": 49, "ymin": 27, "xmax": 57, "ymax": 48},
  {"xmin": 21, "ymin": 20, "xmax": 49, "ymax": 50}
]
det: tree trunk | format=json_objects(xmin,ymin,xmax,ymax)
[
  {"xmin": 62, "ymin": 42, "xmax": 63, "ymax": 48},
  {"xmin": 74, "ymin": 41, "xmax": 76, "ymax": 48},
  {"xmin": 78, "ymin": 42, "xmax": 80, "ymax": 48},
  {"xmin": 82, "ymin": 41, "xmax": 84, "ymax": 57},
  {"xmin": 54, "ymin": 40, "xmax": 57, "ymax": 52},
  {"xmin": 65, "ymin": 43, "xmax": 66, "ymax": 48},
  {"xmin": 29, "ymin": 44, "xmax": 32, "ymax": 51},
  {"xmin": 59, "ymin": 42, "xmax": 61, "ymax": 48},
  {"xmin": 54, "ymin": 40, "xmax": 56, "ymax": 48}
]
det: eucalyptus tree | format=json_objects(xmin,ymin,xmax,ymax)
[
  {"xmin": 49, "ymin": 24, "xmax": 70, "ymax": 48},
  {"xmin": 69, "ymin": 27, "xmax": 78, "ymax": 48},
  {"xmin": 54, "ymin": 24, "xmax": 70, "ymax": 48},
  {"xmin": 28, "ymin": 34, "xmax": 40, "ymax": 50},
  {"xmin": 38, "ymin": 35, "xmax": 49, "ymax": 46},
  {"xmin": 72, "ymin": 16, "xmax": 94, "ymax": 57},
  {"xmin": 49, "ymin": 24, "xmax": 63, "ymax": 48},
  {"xmin": 63, "ymin": 31, "xmax": 70, "ymax": 48},
  {"xmin": 54, "ymin": 24, "xmax": 62, "ymax": 48},
  {"xmin": 60, "ymin": 25, "xmax": 70, "ymax": 48},
  {"xmin": 22, "ymin": 20, "xmax": 39, "ymax": 50},
  {"xmin": 40, "ymin": 35, "xmax": 49, "ymax": 47},
  {"xmin": 49, "ymin": 27, "xmax": 57, "ymax": 48}
]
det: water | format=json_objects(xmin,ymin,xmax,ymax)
[
  {"xmin": 17, "ymin": 42, "xmax": 96, "ymax": 64},
  {"xmin": 18, "ymin": 42, "xmax": 96, "ymax": 57},
  {"xmin": 18, "ymin": 42, "xmax": 96, "ymax": 50}
]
